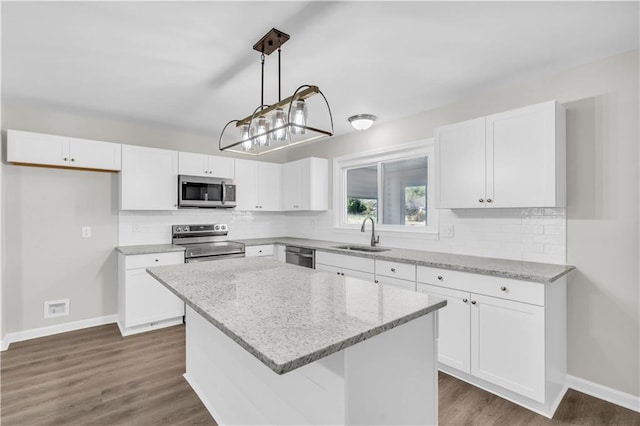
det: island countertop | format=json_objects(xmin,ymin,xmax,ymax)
[{"xmin": 147, "ymin": 257, "xmax": 446, "ymax": 375}]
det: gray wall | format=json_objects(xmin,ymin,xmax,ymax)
[{"xmin": 288, "ymin": 50, "xmax": 640, "ymax": 397}]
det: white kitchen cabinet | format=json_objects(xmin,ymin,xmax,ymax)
[
  {"xmin": 417, "ymin": 283, "xmax": 471, "ymax": 373},
  {"xmin": 178, "ymin": 151, "xmax": 235, "ymax": 179},
  {"xmin": 7, "ymin": 129, "xmax": 121, "ymax": 171},
  {"xmin": 273, "ymin": 244, "xmax": 286, "ymax": 262},
  {"xmin": 283, "ymin": 157, "xmax": 328, "ymax": 211},
  {"xmin": 374, "ymin": 259, "xmax": 416, "ymax": 291},
  {"xmin": 120, "ymin": 144, "xmax": 178, "ymax": 210},
  {"xmin": 417, "ymin": 264, "xmax": 566, "ymax": 417},
  {"xmin": 435, "ymin": 100, "xmax": 566, "ymax": 208},
  {"xmin": 245, "ymin": 245, "xmax": 274, "ymax": 257},
  {"xmin": 117, "ymin": 251, "xmax": 185, "ymax": 336},
  {"xmin": 470, "ymin": 293, "xmax": 545, "ymax": 402},
  {"xmin": 315, "ymin": 251, "xmax": 375, "ymax": 282},
  {"xmin": 235, "ymin": 159, "xmax": 282, "ymax": 211}
]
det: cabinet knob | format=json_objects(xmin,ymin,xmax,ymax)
[
  {"xmin": 155, "ymin": 259, "xmax": 159, "ymax": 262},
  {"xmin": 437, "ymin": 275, "xmax": 443, "ymax": 281},
  {"xmin": 337, "ymin": 272, "xmax": 340, "ymax": 275},
  {"xmin": 479, "ymin": 198, "xmax": 485, "ymax": 203},
  {"xmin": 391, "ymin": 268, "xmax": 396, "ymax": 272},
  {"xmin": 63, "ymin": 157, "xmax": 68, "ymax": 161},
  {"xmin": 471, "ymin": 300, "xmax": 477, "ymax": 305},
  {"xmin": 71, "ymin": 158, "xmax": 75, "ymax": 162},
  {"xmin": 375, "ymin": 280, "xmax": 379, "ymax": 284},
  {"xmin": 341, "ymin": 273, "xmax": 345, "ymax": 276},
  {"xmin": 487, "ymin": 198, "xmax": 493, "ymax": 203},
  {"xmin": 500, "ymin": 286, "xmax": 507, "ymax": 292},
  {"xmin": 462, "ymin": 298, "xmax": 468, "ymax": 303}
]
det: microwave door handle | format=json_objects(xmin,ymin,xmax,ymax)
[{"xmin": 221, "ymin": 180, "xmax": 226, "ymax": 205}]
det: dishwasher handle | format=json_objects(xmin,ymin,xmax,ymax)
[{"xmin": 285, "ymin": 250, "xmax": 314, "ymax": 258}]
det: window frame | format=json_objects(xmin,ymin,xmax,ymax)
[{"xmin": 333, "ymin": 139, "xmax": 437, "ymax": 235}]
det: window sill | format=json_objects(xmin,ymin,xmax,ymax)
[{"xmin": 332, "ymin": 225, "xmax": 440, "ymax": 240}]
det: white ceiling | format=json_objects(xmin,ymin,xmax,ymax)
[{"xmin": 2, "ymin": 1, "xmax": 638, "ymax": 139}]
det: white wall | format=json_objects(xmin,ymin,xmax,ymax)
[{"xmin": 286, "ymin": 50, "xmax": 639, "ymax": 398}]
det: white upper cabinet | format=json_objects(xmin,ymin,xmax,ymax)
[
  {"xmin": 435, "ymin": 101, "xmax": 566, "ymax": 208},
  {"xmin": 120, "ymin": 144, "xmax": 178, "ymax": 210},
  {"xmin": 235, "ymin": 159, "xmax": 282, "ymax": 211},
  {"xmin": 178, "ymin": 151, "xmax": 235, "ymax": 179},
  {"xmin": 7, "ymin": 130, "xmax": 121, "ymax": 171},
  {"xmin": 283, "ymin": 157, "xmax": 328, "ymax": 211}
]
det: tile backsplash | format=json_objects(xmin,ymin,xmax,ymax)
[{"xmin": 119, "ymin": 207, "xmax": 566, "ymax": 264}]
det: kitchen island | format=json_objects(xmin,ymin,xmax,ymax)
[{"xmin": 148, "ymin": 257, "xmax": 446, "ymax": 425}]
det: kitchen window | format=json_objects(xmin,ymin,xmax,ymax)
[{"xmin": 335, "ymin": 139, "xmax": 437, "ymax": 234}]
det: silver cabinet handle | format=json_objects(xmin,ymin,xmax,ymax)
[
  {"xmin": 471, "ymin": 300, "xmax": 477, "ymax": 305},
  {"xmin": 500, "ymin": 286, "xmax": 507, "ymax": 291},
  {"xmin": 479, "ymin": 199, "xmax": 485, "ymax": 203},
  {"xmin": 221, "ymin": 180, "xmax": 226, "ymax": 205},
  {"xmin": 487, "ymin": 198, "xmax": 493, "ymax": 203},
  {"xmin": 462, "ymin": 298, "xmax": 468, "ymax": 303},
  {"xmin": 437, "ymin": 275, "xmax": 443, "ymax": 281}
]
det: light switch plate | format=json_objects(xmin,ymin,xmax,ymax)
[
  {"xmin": 82, "ymin": 226, "xmax": 92, "ymax": 238},
  {"xmin": 440, "ymin": 224, "xmax": 454, "ymax": 238}
]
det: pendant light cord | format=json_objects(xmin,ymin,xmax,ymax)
[
  {"xmin": 278, "ymin": 46, "xmax": 282, "ymax": 103},
  {"xmin": 260, "ymin": 52, "xmax": 265, "ymax": 110}
]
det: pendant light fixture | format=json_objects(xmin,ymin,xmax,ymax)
[{"xmin": 219, "ymin": 28, "xmax": 334, "ymax": 155}]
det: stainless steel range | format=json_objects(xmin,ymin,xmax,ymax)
[{"xmin": 172, "ymin": 224, "xmax": 245, "ymax": 263}]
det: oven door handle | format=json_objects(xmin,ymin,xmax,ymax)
[{"xmin": 221, "ymin": 180, "xmax": 226, "ymax": 205}]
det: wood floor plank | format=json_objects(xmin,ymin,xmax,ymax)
[{"xmin": 2, "ymin": 323, "xmax": 639, "ymax": 425}]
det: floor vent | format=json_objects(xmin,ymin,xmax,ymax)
[{"xmin": 44, "ymin": 299, "xmax": 70, "ymax": 318}]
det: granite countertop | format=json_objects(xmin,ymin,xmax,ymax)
[
  {"xmin": 115, "ymin": 244, "xmax": 185, "ymax": 256},
  {"xmin": 235, "ymin": 237, "xmax": 575, "ymax": 284},
  {"xmin": 147, "ymin": 257, "xmax": 446, "ymax": 375}
]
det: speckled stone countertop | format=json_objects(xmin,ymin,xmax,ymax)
[
  {"xmin": 147, "ymin": 257, "xmax": 446, "ymax": 375},
  {"xmin": 235, "ymin": 237, "xmax": 574, "ymax": 284},
  {"xmin": 115, "ymin": 244, "xmax": 185, "ymax": 256}
]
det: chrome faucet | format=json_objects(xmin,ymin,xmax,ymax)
[{"xmin": 361, "ymin": 216, "xmax": 380, "ymax": 247}]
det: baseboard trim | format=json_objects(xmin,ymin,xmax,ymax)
[
  {"xmin": 567, "ymin": 374, "xmax": 640, "ymax": 413},
  {"xmin": 1, "ymin": 314, "xmax": 118, "ymax": 351}
]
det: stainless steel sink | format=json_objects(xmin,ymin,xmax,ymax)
[{"xmin": 333, "ymin": 245, "xmax": 391, "ymax": 253}]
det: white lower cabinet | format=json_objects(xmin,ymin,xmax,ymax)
[
  {"xmin": 245, "ymin": 245, "xmax": 274, "ymax": 257},
  {"xmin": 417, "ymin": 265, "xmax": 566, "ymax": 417},
  {"xmin": 315, "ymin": 252, "xmax": 375, "ymax": 283},
  {"xmin": 118, "ymin": 251, "xmax": 185, "ymax": 336},
  {"xmin": 374, "ymin": 260, "xmax": 416, "ymax": 291}
]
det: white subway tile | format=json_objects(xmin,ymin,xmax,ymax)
[{"xmin": 522, "ymin": 224, "xmax": 544, "ymax": 234}]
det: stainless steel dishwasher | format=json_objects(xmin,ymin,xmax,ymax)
[{"xmin": 285, "ymin": 246, "xmax": 315, "ymax": 269}]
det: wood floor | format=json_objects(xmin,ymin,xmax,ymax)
[{"xmin": 2, "ymin": 324, "xmax": 639, "ymax": 426}]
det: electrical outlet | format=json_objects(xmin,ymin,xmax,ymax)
[
  {"xmin": 82, "ymin": 226, "xmax": 92, "ymax": 238},
  {"xmin": 440, "ymin": 224, "xmax": 454, "ymax": 238}
]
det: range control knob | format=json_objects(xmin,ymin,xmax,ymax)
[
  {"xmin": 183, "ymin": 226, "xmax": 189, "ymax": 232},
  {"xmin": 214, "ymin": 225, "xmax": 220, "ymax": 231},
  {"xmin": 176, "ymin": 227, "xmax": 182, "ymax": 232},
  {"xmin": 221, "ymin": 224, "xmax": 227, "ymax": 230}
]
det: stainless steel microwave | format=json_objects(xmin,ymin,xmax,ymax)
[{"xmin": 178, "ymin": 175, "xmax": 237, "ymax": 208}]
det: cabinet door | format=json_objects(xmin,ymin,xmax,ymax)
[
  {"xmin": 208, "ymin": 155, "xmax": 235, "ymax": 179},
  {"xmin": 257, "ymin": 162, "xmax": 282, "ymax": 211},
  {"xmin": 178, "ymin": 152, "xmax": 208, "ymax": 176},
  {"xmin": 486, "ymin": 101, "xmax": 558, "ymax": 208},
  {"xmin": 120, "ymin": 145, "xmax": 178, "ymax": 210},
  {"xmin": 307, "ymin": 157, "xmax": 329, "ymax": 211},
  {"xmin": 470, "ymin": 293, "xmax": 545, "ymax": 402},
  {"xmin": 434, "ymin": 117, "xmax": 486, "ymax": 208},
  {"xmin": 69, "ymin": 138, "xmax": 121, "ymax": 171},
  {"xmin": 282, "ymin": 160, "xmax": 300, "ymax": 210},
  {"xmin": 234, "ymin": 159, "xmax": 258, "ymax": 210},
  {"xmin": 7, "ymin": 130, "xmax": 69, "ymax": 167},
  {"xmin": 125, "ymin": 269, "xmax": 184, "ymax": 328},
  {"xmin": 417, "ymin": 283, "xmax": 471, "ymax": 374}
]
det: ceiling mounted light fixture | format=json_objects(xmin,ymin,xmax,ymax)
[
  {"xmin": 219, "ymin": 28, "xmax": 334, "ymax": 155},
  {"xmin": 348, "ymin": 114, "xmax": 377, "ymax": 131}
]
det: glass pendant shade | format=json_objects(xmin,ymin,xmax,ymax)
[
  {"xmin": 253, "ymin": 116, "xmax": 270, "ymax": 146},
  {"xmin": 290, "ymin": 99, "xmax": 308, "ymax": 135},
  {"xmin": 271, "ymin": 108, "xmax": 287, "ymax": 141},
  {"xmin": 240, "ymin": 124, "xmax": 252, "ymax": 151}
]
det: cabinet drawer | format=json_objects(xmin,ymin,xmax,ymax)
[
  {"xmin": 245, "ymin": 245, "xmax": 274, "ymax": 257},
  {"xmin": 316, "ymin": 251, "xmax": 375, "ymax": 273},
  {"xmin": 375, "ymin": 260, "xmax": 416, "ymax": 281},
  {"xmin": 417, "ymin": 266, "xmax": 544, "ymax": 306},
  {"xmin": 376, "ymin": 275, "xmax": 416, "ymax": 292},
  {"xmin": 125, "ymin": 251, "xmax": 184, "ymax": 270}
]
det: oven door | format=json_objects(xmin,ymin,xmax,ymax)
[{"xmin": 178, "ymin": 175, "xmax": 236, "ymax": 208}]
